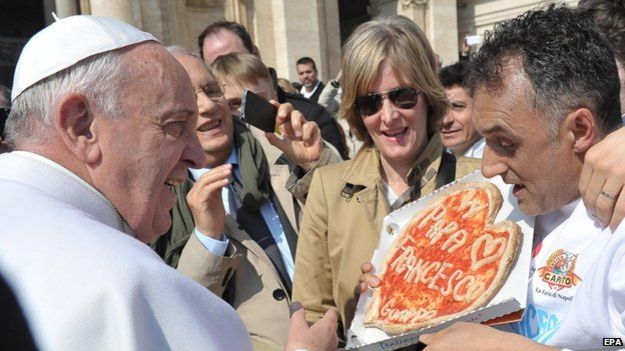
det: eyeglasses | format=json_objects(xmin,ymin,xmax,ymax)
[
  {"xmin": 195, "ymin": 85, "xmax": 225, "ymax": 102},
  {"xmin": 354, "ymin": 87, "xmax": 421, "ymax": 117}
]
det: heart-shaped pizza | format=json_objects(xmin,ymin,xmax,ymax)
[{"xmin": 364, "ymin": 181, "xmax": 521, "ymax": 334}]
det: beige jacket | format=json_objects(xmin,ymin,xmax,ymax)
[
  {"xmin": 292, "ymin": 135, "xmax": 481, "ymax": 340},
  {"xmin": 175, "ymin": 132, "xmax": 342, "ymax": 351},
  {"xmin": 179, "ymin": 217, "xmax": 290, "ymax": 351},
  {"xmin": 250, "ymin": 125, "xmax": 343, "ymax": 229}
]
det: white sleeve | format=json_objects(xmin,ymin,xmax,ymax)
[
  {"xmin": 193, "ymin": 228, "xmax": 229, "ymax": 256},
  {"xmin": 607, "ymin": 237, "xmax": 625, "ymax": 336}
]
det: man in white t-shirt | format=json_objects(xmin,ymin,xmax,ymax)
[{"xmin": 413, "ymin": 5, "xmax": 625, "ymax": 350}]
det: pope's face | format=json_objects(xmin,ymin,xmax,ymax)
[{"xmin": 91, "ymin": 43, "xmax": 205, "ymax": 242}]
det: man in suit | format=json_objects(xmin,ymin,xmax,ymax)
[
  {"xmin": 198, "ymin": 21, "xmax": 348, "ymax": 159},
  {"xmin": 152, "ymin": 52, "xmax": 338, "ymax": 350},
  {"xmin": 296, "ymin": 56, "xmax": 324, "ymax": 104}
]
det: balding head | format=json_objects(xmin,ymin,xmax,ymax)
[
  {"xmin": 173, "ymin": 52, "xmax": 234, "ymax": 167},
  {"xmin": 9, "ymin": 39, "xmax": 204, "ymax": 242}
]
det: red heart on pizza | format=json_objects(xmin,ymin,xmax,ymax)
[{"xmin": 364, "ymin": 181, "xmax": 521, "ymax": 334}]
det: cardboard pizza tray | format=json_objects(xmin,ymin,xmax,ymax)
[{"xmin": 345, "ymin": 171, "xmax": 535, "ymax": 351}]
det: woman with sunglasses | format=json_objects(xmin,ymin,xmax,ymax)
[{"xmin": 292, "ymin": 16, "xmax": 481, "ymax": 343}]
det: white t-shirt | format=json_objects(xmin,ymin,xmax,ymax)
[
  {"xmin": 510, "ymin": 200, "xmax": 612, "ymax": 345},
  {"xmin": 300, "ymin": 80, "xmax": 321, "ymax": 99},
  {"xmin": 548, "ymin": 219, "xmax": 625, "ymax": 350}
]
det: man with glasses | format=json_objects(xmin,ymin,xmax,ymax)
[{"xmin": 152, "ymin": 50, "xmax": 338, "ymax": 351}]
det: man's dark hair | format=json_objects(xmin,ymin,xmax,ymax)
[
  {"xmin": 438, "ymin": 61, "xmax": 471, "ymax": 90},
  {"xmin": 578, "ymin": 0, "xmax": 625, "ymax": 64},
  {"xmin": 467, "ymin": 4, "xmax": 621, "ymax": 138},
  {"xmin": 197, "ymin": 21, "xmax": 255, "ymax": 60},
  {"xmin": 296, "ymin": 56, "xmax": 317, "ymax": 71}
]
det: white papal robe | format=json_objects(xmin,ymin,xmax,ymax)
[{"xmin": 0, "ymin": 151, "xmax": 252, "ymax": 351}]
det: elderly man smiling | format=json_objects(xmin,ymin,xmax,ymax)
[{"xmin": 0, "ymin": 15, "xmax": 337, "ymax": 351}]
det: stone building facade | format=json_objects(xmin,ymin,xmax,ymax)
[{"xmin": 0, "ymin": 0, "xmax": 577, "ymax": 89}]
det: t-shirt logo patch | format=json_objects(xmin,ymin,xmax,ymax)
[{"xmin": 537, "ymin": 249, "xmax": 581, "ymax": 291}]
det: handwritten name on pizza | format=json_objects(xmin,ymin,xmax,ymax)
[{"xmin": 364, "ymin": 182, "xmax": 521, "ymax": 334}]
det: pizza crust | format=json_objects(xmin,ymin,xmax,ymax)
[{"xmin": 363, "ymin": 181, "xmax": 521, "ymax": 334}]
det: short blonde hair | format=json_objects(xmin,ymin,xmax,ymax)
[
  {"xmin": 210, "ymin": 52, "xmax": 272, "ymax": 89},
  {"xmin": 277, "ymin": 78, "xmax": 296, "ymax": 94},
  {"xmin": 340, "ymin": 16, "xmax": 447, "ymax": 147}
]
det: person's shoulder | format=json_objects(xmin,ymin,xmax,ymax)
[
  {"xmin": 313, "ymin": 148, "xmax": 378, "ymax": 183},
  {"xmin": 455, "ymin": 155, "xmax": 482, "ymax": 168},
  {"xmin": 282, "ymin": 92, "xmax": 328, "ymax": 118},
  {"xmin": 315, "ymin": 157, "xmax": 353, "ymax": 178},
  {"xmin": 306, "ymin": 160, "xmax": 353, "ymax": 202},
  {"xmin": 281, "ymin": 92, "xmax": 337, "ymax": 132},
  {"xmin": 283, "ymin": 92, "xmax": 314, "ymax": 110},
  {"xmin": 0, "ymin": 186, "xmax": 173, "ymax": 290},
  {"xmin": 452, "ymin": 155, "xmax": 481, "ymax": 179}
]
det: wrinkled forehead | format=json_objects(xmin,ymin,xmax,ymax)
[
  {"xmin": 474, "ymin": 65, "xmax": 532, "ymax": 107},
  {"xmin": 472, "ymin": 77, "xmax": 543, "ymax": 138},
  {"xmin": 122, "ymin": 44, "xmax": 196, "ymax": 114}
]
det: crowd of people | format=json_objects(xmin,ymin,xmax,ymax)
[{"xmin": 1, "ymin": 1, "xmax": 625, "ymax": 351}]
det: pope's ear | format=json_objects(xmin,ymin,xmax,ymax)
[
  {"xmin": 54, "ymin": 94, "xmax": 100, "ymax": 163},
  {"xmin": 566, "ymin": 107, "xmax": 596, "ymax": 154}
]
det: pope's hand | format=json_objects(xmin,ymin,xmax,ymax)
[
  {"xmin": 286, "ymin": 302, "xmax": 338, "ymax": 351},
  {"xmin": 265, "ymin": 102, "xmax": 324, "ymax": 169},
  {"xmin": 186, "ymin": 164, "xmax": 232, "ymax": 238}
]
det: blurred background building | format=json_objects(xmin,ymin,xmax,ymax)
[{"xmin": 0, "ymin": 0, "xmax": 576, "ymax": 91}]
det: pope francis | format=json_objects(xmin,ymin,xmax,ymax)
[{"xmin": 0, "ymin": 15, "xmax": 335, "ymax": 351}]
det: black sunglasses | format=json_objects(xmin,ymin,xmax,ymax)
[{"xmin": 354, "ymin": 87, "xmax": 421, "ymax": 117}]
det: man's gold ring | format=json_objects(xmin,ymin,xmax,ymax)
[{"xmin": 601, "ymin": 191, "xmax": 618, "ymax": 201}]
